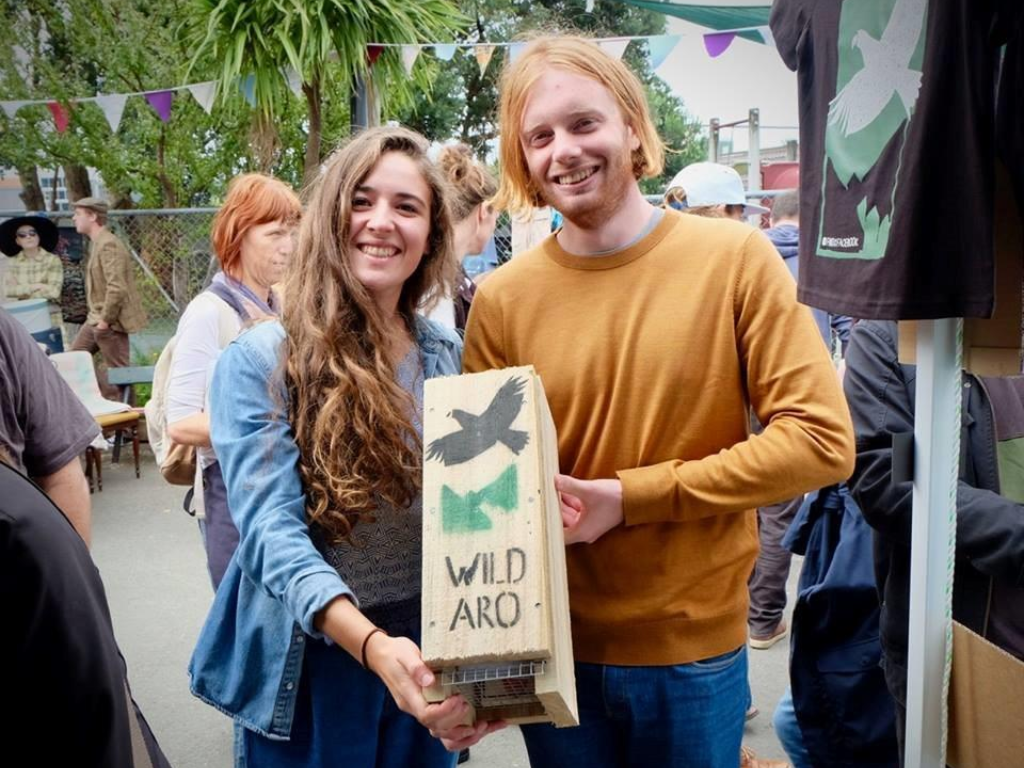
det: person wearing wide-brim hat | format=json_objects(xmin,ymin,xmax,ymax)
[{"xmin": 0, "ymin": 214, "xmax": 64, "ymax": 329}]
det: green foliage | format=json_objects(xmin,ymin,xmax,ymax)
[
  {"xmin": 183, "ymin": 0, "xmax": 467, "ymax": 178},
  {"xmin": 0, "ymin": 0, "xmax": 274, "ymax": 208},
  {"xmin": 0, "ymin": 0, "xmax": 703, "ymax": 207}
]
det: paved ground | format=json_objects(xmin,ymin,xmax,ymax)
[{"xmin": 91, "ymin": 453, "xmax": 796, "ymax": 767}]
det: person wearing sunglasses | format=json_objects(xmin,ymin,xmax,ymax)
[{"xmin": 0, "ymin": 214, "xmax": 64, "ymax": 330}]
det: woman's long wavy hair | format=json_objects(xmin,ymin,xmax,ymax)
[{"xmin": 282, "ymin": 126, "xmax": 458, "ymax": 544}]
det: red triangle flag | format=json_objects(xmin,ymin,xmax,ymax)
[
  {"xmin": 366, "ymin": 45, "xmax": 384, "ymax": 66},
  {"xmin": 47, "ymin": 101, "xmax": 70, "ymax": 133}
]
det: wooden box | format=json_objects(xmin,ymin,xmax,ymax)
[{"xmin": 421, "ymin": 366, "xmax": 578, "ymax": 727}]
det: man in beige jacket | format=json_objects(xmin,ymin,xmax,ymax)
[{"xmin": 70, "ymin": 197, "xmax": 147, "ymax": 399}]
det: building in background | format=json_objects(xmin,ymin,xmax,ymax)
[{"xmin": 0, "ymin": 167, "xmax": 107, "ymax": 213}]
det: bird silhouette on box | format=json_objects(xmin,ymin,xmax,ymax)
[{"xmin": 427, "ymin": 376, "xmax": 529, "ymax": 466}]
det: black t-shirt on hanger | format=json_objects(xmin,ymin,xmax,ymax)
[
  {"xmin": 997, "ymin": 29, "xmax": 1024, "ymax": 215},
  {"xmin": 771, "ymin": 0, "xmax": 1023, "ymax": 320}
]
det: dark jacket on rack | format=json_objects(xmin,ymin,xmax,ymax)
[{"xmin": 843, "ymin": 320, "xmax": 1024, "ymax": 709}]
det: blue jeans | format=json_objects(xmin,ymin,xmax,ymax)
[
  {"xmin": 772, "ymin": 687, "xmax": 813, "ymax": 768},
  {"xmin": 521, "ymin": 647, "xmax": 748, "ymax": 768},
  {"xmin": 236, "ymin": 634, "xmax": 456, "ymax": 768}
]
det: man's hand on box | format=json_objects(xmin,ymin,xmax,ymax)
[{"xmin": 556, "ymin": 475, "xmax": 624, "ymax": 545}]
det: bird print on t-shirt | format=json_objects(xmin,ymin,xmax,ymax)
[{"xmin": 828, "ymin": 0, "xmax": 926, "ymax": 136}]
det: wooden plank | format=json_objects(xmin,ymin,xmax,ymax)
[
  {"xmin": 421, "ymin": 366, "xmax": 577, "ymax": 727},
  {"xmin": 529, "ymin": 375, "xmax": 578, "ymax": 727},
  {"xmin": 422, "ymin": 366, "xmax": 551, "ymax": 665}
]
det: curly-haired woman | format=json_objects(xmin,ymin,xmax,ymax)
[{"xmin": 189, "ymin": 126, "xmax": 503, "ymax": 767}]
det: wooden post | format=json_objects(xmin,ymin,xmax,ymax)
[{"xmin": 421, "ymin": 366, "xmax": 578, "ymax": 727}]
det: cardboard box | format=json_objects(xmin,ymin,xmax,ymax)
[
  {"xmin": 948, "ymin": 622, "xmax": 1024, "ymax": 768},
  {"xmin": 420, "ymin": 366, "xmax": 578, "ymax": 727}
]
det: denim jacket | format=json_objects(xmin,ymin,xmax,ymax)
[{"xmin": 189, "ymin": 316, "xmax": 462, "ymax": 739}]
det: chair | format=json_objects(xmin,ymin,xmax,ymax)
[
  {"xmin": 50, "ymin": 351, "xmax": 141, "ymax": 493},
  {"xmin": 108, "ymin": 366, "xmax": 155, "ymax": 463}
]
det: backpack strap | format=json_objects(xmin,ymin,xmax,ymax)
[{"xmin": 206, "ymin": 281, "xmax": 251, "ymax": 323}]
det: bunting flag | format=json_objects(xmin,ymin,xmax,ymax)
[
  {"xmin": 703, "ymin": 32, "xmax": 737, "ymax": 58},
  {"xmin": 240, "ymin": 75, "xmax": 256, "ymax": 108},
  {"xmin": 2, "ymin": 101, "xmax": 27, "ymax": 119},
  {"xmin": 508, "ymin": 42, "xmax": 527, "ymax": 64},
  {"xmin": 1, "ymin": 30, "xmax": 738, "ymax": 134},
  {"xmin": 401, "ymin": 45, "xmax": 420, "ymax": 75},
  {"xmin": 646, "ymin": 35, "xmax": 681, "ymax": 70},
  {"xmin": 702, "ymin": 25, "xmax": 774, "ymax": 57},
  {"xmin": 434, "ymin": 43, "xmax": 457, "ymax": 61},
  {"xmin": 47, "ymin": 102, "xmax": 70, "ymax": 133},
  {"xmin": 144, "ymin": 90, "xmax": 173, "ymax": 122},
  {"xmin": 599, "ymin": 39, "xmax": 631, "ymax": 61},
  {"xmin": 187, "ymin": 81, "xmax": 217, "ymax": 113},
  {"xmin": 475, "ymin": 44, "xmax": 496, "ymax": 76},
  {"xmin": 96, "ymin": 93, "xmax": 128, "ymax": 132}
]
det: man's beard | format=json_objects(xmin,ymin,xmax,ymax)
[{"xmin": 538, "ymin": 154, "xmax": 635, "ymax": 231}]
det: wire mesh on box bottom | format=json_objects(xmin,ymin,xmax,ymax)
[{"xmin": 440, "ymin": 660, "xmax": 548, "ymax": 720}]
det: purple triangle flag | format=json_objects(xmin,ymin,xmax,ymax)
[
  {"xmin": 703, "ymin": 32, "xmax": 737, "ymax": 58},
  {"xmin": 145, "ymin": 90, "xmax": 173, "ymax": 122}
]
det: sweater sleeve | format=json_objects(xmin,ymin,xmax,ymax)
[
  {"xmin": 462, "ymin": 283, "xmax": 509, "ymax": 373},
  {"xmin": 619, "ymin": 229, "xmax": 856, "ymax": 524}
]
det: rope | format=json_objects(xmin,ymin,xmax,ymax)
[{"xmin": 940, "ymin": 318, "xmax": 964, "ymax": 758}]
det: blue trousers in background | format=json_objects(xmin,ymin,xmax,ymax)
[{"xmin": 772, "ymin": 687, "xmax": 814, "ymax": 768}]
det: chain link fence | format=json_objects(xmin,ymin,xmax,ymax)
[{"xmin": 2, "ymin": 207, "xmax": 515, "ymax": 359}]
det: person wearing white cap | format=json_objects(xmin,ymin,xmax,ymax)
[{"xmin": 664, "ymin": 162, "xmax": 770, "ymax": 220}]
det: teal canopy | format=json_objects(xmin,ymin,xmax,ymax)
[{"xmin": 619, "ymin": 1, "xmax": 772, "ymax": 43}]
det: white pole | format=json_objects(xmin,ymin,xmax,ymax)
[
  {"xmin": 747, "ymin": 109, "xmax": 761, "ymax": 226},
  {"xmin": 709, "ymin": 118, "xmax": 720, "ymax": 162},
  {"xmin": 747, "ymin": 108, "xmax": 761, "ymax": 192},
  {"xmin": 904, "ymin": 317, "xmax": 961, "ymax": 768}
]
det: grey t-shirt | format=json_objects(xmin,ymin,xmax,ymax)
[{"xmin": 0, "ymin": 309, "xmax": 99, "ymax": 476}]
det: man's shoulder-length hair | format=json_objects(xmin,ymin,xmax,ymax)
[{"xmin": 494, "ymin": 35, "xmax": 665, "ymax": 219}]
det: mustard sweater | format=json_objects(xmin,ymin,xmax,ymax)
[{"xmin": 463, "ymin": 209, "xmax": 855, "ymax": 665}]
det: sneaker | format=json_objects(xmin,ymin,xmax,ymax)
[
  {"xmin": 740, "ymin": 745, "xmax": 791, "ymax": 768},
  {"xmin": 749, "ymin": 619, "xmax": 788, "ymax": 650}
]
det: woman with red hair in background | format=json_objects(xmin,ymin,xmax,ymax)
[{"xmin": 167, "ymin": 173, "xmax": 301, "ymax": 589}]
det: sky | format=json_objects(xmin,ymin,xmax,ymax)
[{"xmin": 655, "ymin": 17, "xmax": 800, "ymax": 153}]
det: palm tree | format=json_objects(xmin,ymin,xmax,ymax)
[{"xmin": 186, "ymin": 0, "xmax": 465, "ymax": 182}]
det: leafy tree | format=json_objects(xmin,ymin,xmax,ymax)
[
  {"xmin": 184, "ymin": 0, "xmax": 467, "ymax": 184},
  {"xmin": 0, "ymin": 0, "xmax": 267, "ymax": 209}
]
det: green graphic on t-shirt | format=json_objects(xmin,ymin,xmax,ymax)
[{"xmin": 817, "ymin": 0, "xmax": 928, "ymax": 260}]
